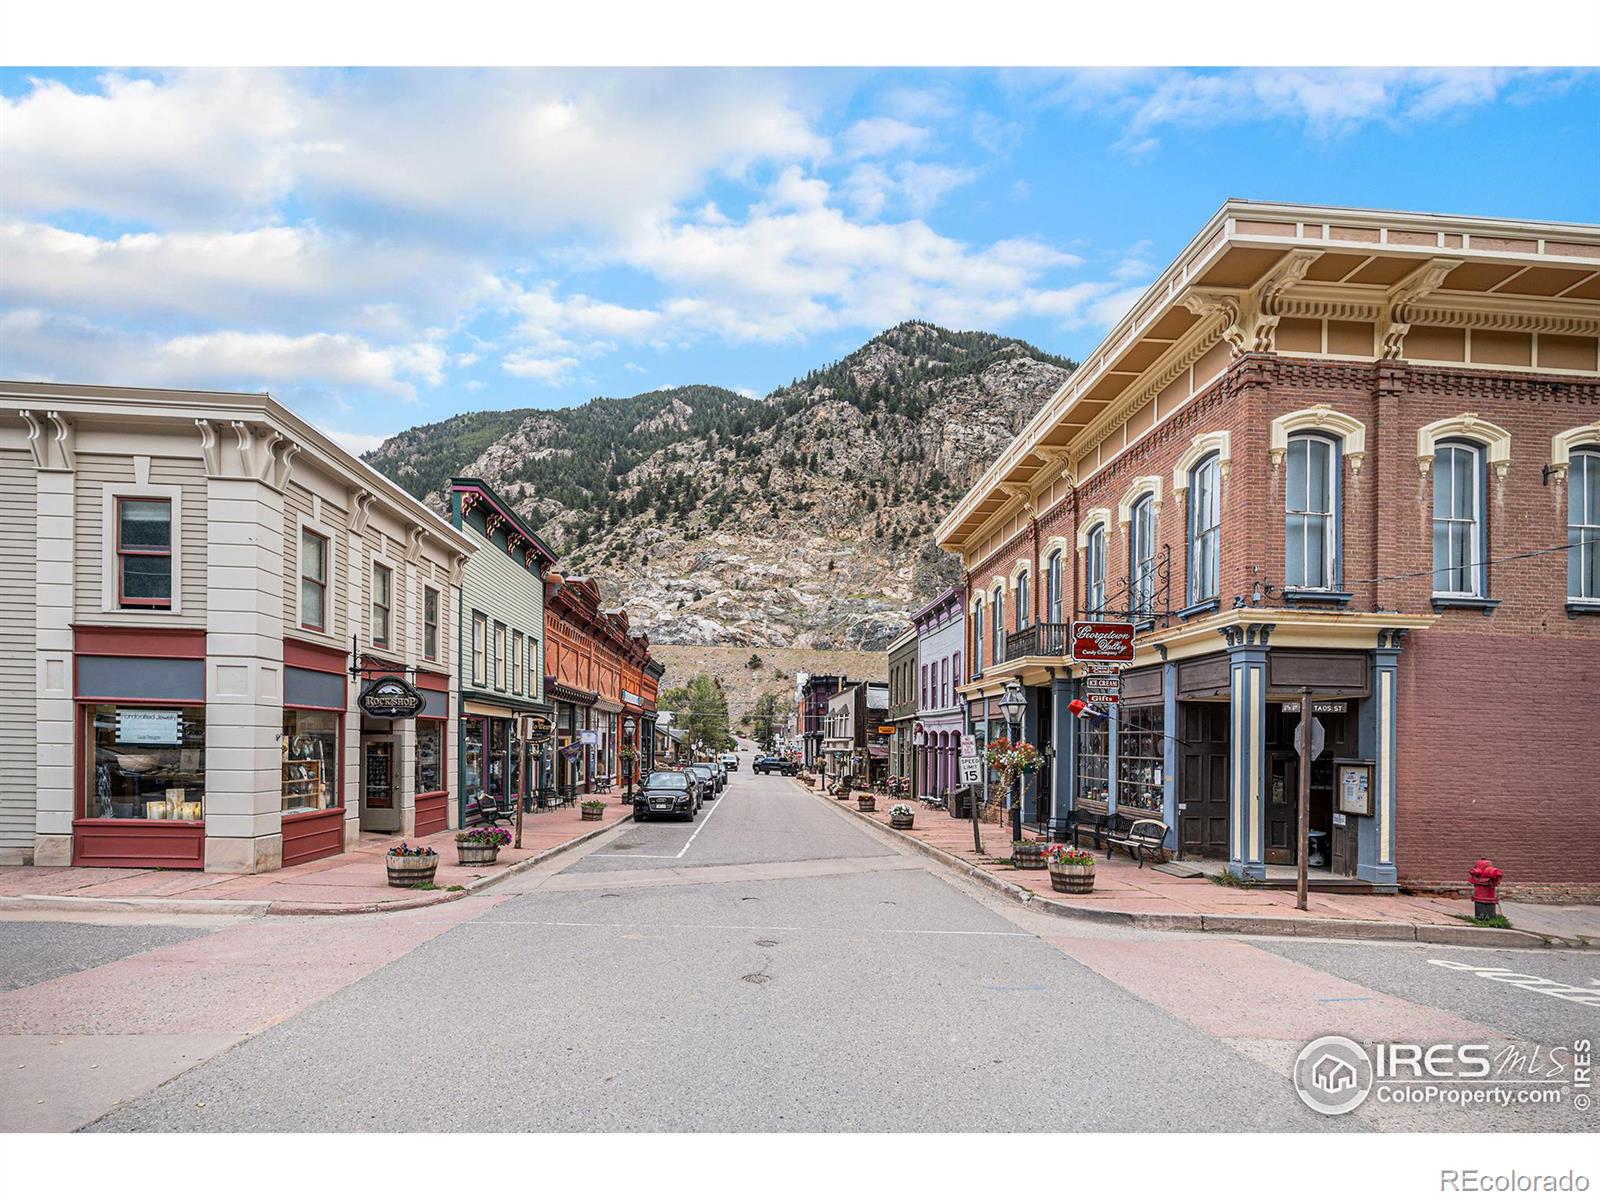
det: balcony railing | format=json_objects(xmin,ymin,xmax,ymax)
[{"xmin": 1002, "ymin": 622, "xmax": 1070, "ymax": 663}]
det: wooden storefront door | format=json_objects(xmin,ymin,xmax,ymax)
[{"xmin": 1178, "ymin": 702, "xmax": 1229, "ymax": 859}]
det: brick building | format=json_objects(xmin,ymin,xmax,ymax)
[{"xmin": 937, "ymin": 201, "xmax": 1599, "ymax": 896}]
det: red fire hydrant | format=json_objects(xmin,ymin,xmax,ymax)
[{"xmin": 1469, "ymin": 859, "xmax": 1503, "ymax": 920}]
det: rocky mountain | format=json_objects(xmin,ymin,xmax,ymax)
[{"xmin": 364, "ymin": 322, "xmax": 1076, "ymax": 649}]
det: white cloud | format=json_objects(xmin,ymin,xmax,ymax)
[
  {"xmin": 0, "ymin": 69, "xmax": 302, "ymax": 227},
  {"xmin": 501, "ymin": 352, "xmax": 581, "ymax": 382},
  {"xmin": 839, "ymin": 116, "xmax": 928, "ymax": 159},
  {"xmin": 840, "ymin": 161, "xmax": 976, "ymax": 218},
  {"xmin": 322, "ymin": 428, "xmax": 392, "ymax": 455}
]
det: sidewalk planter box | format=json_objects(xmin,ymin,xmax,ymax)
[
  {"xmin": 581, "ymin": 804, "xmax": 605, "ymax": 822},
  {"xmin": 385, "ymin": 849, "xmax": 438, "ymax": 887},
  {"xmin": 1012, "ymin": 842, "xmax": 1046, "ymax": 870},
  {"xmin": 888, "ymin": 803, "xmax": 914, "ymax": 830},
  {"xmin": 857, "ymin": 796, "xmax": 876, "ymax": 813},
  {"xmin": 1048, "ymin": 863, "xmax": 1095, "ymax": 894},
  {"xmin": 456, "ymin": 843, "xmax": 500, "ymax": 866}
]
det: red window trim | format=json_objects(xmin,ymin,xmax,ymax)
[
  {"xmin": 300, "ymin": 527, "xmax": 329, "ymax": 633},
  {"xmin": 115, "ymin": 496, "xmax": 173, "ymax": 610},
  {"xmin": 75, "ymin": 626, "xmax": 206, "ymax": 658}
]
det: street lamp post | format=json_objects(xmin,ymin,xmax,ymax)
[
  {"xmin": 1000, "ymin": 679, "xmax": 1027, "ymax": 846},
  {"xmin": 623, "ymin": 716, "xmax": 636, "ymax": 806}
]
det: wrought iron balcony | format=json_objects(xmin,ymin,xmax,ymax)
[{"xmin": 1001, "ymin": 622, "xmax": 1070, "ymax": 664}]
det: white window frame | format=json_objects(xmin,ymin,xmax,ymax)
[
  {"xmin": 1188, "ymin": 455, "xmax": 1220, "ymax": 605},
  {"xmin": 1431, "ymin": 441, "xmax": 1486, "ymax": 599},
  {"xmin": 295, "ymin": 514, "xmax": 339, "ymax": 634},
  {"xmin": 1084, "ymin": 524, "xmax": 1107, "ymax": 617},
  {"xmin": 1570, "ymin": 448, "xmax": 1600, "ymax": 602},
  {"xmin": 422, "ymin": 584, "xmax": 440, "ymax": 661},
  {"xmin": 369, "ymin": 556, "xmax": 396, "ymax": 649},
  {"xmin": 1284, "ymin": 433, "xmax": 1339, "ymax": 591},
  {"xmin": 100, "ymin": 483, "xmax": 183, "ymax": 614},
  {"xmin": 1130, "ymin": 494, "xmax": 1156, "ymax": 618},
  {"xmin": 973, "ymin": 597, "xmax": 985, "ymax": 673},
  {"xmin": 472, "ymin": 611, "xmax": 488, "ymax": 687},
  {"xmin": 1046, "ymin": 549, "xmax": 1064, "ymax": 624}
]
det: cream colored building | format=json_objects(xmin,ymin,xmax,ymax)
[{"xmin": 0, "ymin": 382, "xmax": 476, "ymax": 873}]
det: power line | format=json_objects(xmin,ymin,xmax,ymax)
[{"xmin": 1335, "ymin": 540, "xmax": 1583, "ymax": 589}]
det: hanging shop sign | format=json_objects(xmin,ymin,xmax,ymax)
[
  {"xmin": 357, "ymin": 675, "xmax": 425, "ymax": 720},
  {"xmin": 525, "ymin": 713, "xmax": 556, "ymax": 744},
  {"xmin": 1083, "ymin": 674, "xmax": 1122, "ymax": 704},
  {"xmin": 579, "ymin": 729, "xmax": 599, "ymax": 746},
  {"xmin": 1071, "ymin": 621, "xmax": 1136, "ymax": 663},
  {"xmin": 913, "ymin": 722, "xmax": 926, "ymax": 746}
]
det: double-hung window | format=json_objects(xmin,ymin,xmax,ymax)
[
  {"xmin": 1084, "ymin": 525, "xmax": 1106, "ymax": 616},
  {"xmin": 973, "ymin": 598, "xmax": 984, "ymax": 673},
  {"xmin": 493, "ymin": 623, "xmax": 507, "ymax": 690},
  {"xmin": 1046, "ymin": 550, "xmax": 1063, "ymax": 624},
  {"xmin": 1130, "ymin": 495, "xmax": 1156, "ymax": 619},
  {"xmin": 472, "ymin": 613, "xmax": 487, "ymax": 686},
  {"xmin": 953, "ymin": 652, "xmax": 961, "ymax": 693},
  {"xmin": 117, "ymin": 497, "xmax": 173, "ymax": 609},
  {"xmin": 1014, "ymin": 570, "xmax": 1029, "ymax": 630},
  {"xmin": 1188, "ymin": 456, "xmax": 1220, "ymax": 604},
  {"xmin": 371, "ymin": 562, "xmax": 393, "ymax": 647},
  {"xmin": 1432, "ymin": 441, "xmax": 1485, "ymax": 598},
  {"xmin": 1569, "ymin": 449, "xmax": 1600, "ymax": 601},
  {"xmin": 921, "ymin": 664, "xmax": 928, "ymax": 708},
  {"xmin": 992, "ymin": 587, "xmax": 1003, "ymax": 660},
  {"xmin": 299, "ymin": 529, "xmax": 329, "ymax": 631},
  {"xmin": 423, "ymin": 586, "xmax": 440, "ymax": 661},
  {"xmin": 1285, "ymin": 434, "xmax": 1338, "ymax": 590},
  {"xmin": 512, "ymin": 630, "xmax": 524, "ymax": 694}
]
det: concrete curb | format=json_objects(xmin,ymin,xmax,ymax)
[
  {"xmin": 807, "ymin": 786, "xmax": 1571, "ymax": 950},
  {"xmin": 0, "ymin": 815, "xmax": 633, "ymax": 920}
]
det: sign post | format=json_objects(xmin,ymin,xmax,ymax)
[{"xmin": 1296, "ymin": 686, "xmax": 1312, "ymax": 912}]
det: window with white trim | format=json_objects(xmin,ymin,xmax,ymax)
[
  {"xmin": 973, "ymin": 598, "xmax": 984, "ymax": 673},
  {"xmin": 512, "ymin": 630, "xmax": 524, "ymax": 694},
  {"xmin": 423, "ymin": 586, "xmax": 440, "ymax": 660},
  {"xmin": 1046, "ymin": 550, "xmax": 1063, "ymax": 624},
  {"xmin": 992, "ymin": 586, "xmax": 1003, "ymax": 659},
  {"xmin": 1130, "ymin": 495, "xmax": 1155, "ymax": 618},
  {"xmin": 1084, "ymin": 524, "xmax": 1106, "ymax": 616},
  {"xmin": 472, "ymin": 612, "xmax": 487, "ymax": 686},
  {"xmin": 1567, "ymin": 448, "xmax": 1600, "ymax": 601},
  {"xmin": 1432, "ymin": 441, "xmax": 1485, "ymax": 597},
  {"xmin": 371, "ymin": 561, "xmax": 393, "ymax": 647},
  {"xmin": 1285, "ymin": 434, "xmax": 1338, "ymax": 590},
  {"xmin": 493, "ymin": 622, "xmax": 507, "ymax": 690},
  {"xmin": 300, "ymin": 528, "xmax": 329, "ymax": 631},
  {"xmin": 1188, "ymin": 455, "xmax": 1220, "ymax": 604},
  {"xmin": 117, "ymin": 497, "xmax": 173, "ymax": 609},
  {"xmin": 1014, "ymin": 569, "xmax": 1030, "ymax": 630}
]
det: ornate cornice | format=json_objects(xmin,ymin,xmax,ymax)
[{"xmin": 1381, "ymin": 257, "xmax": 1463, "ymax": 360}]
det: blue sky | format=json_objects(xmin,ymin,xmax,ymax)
[{"xmin": 2, "ymin": 66, "xmax": 1596, "ymax": 453}]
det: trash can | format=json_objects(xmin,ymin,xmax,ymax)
[{"xmin": 1307, "ymin": 830, "xmax": 1330, "ymax": 868}]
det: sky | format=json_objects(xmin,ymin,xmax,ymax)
[{"xmin": 2, "ymin": 66, "xmax": 1596, "ymax": 454}]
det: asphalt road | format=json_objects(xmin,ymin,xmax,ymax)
[{"xmin": 6, "ymin": 755, "xmax": 1594, "ymax": 1132}]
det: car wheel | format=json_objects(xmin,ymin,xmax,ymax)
[{"xmin": 636, "ymin": 812, "xmax": 648, "ymax": 822}]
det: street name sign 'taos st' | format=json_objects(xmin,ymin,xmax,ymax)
[{"xmin": 1071, "ymin": 621, "xmax": 1136, "ymax": 663}]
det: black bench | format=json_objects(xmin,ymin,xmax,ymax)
[
  {"xmin": 472, "ymin": 791, "xmax": 515, "ymax": 827},
  {"xmin": 1104, "ymin": 814, "xmax": 1170, "ymax": 867},
  {"xmin": 1065, "ymin": 798, "xmax": 1110, "ymax": 849}
]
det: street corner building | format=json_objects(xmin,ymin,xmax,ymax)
[
  {"xmin": 0, "ymin": 381, "xmax": 477, "ymax": 873},
  {"xmin": 451, "ymin": 477, "xmax": 560, "ymax": 826},
  {"xmin": 936, "ymin": 202, "xmax": 1600, "ymax": 899}
]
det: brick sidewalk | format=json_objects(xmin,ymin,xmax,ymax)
[
  {"xmin": 804, "ymin": 781, "xmax": 1599, "ymax": 945},
  {"xmin": 0, "ymin": 792, "xmax": 632, "ymax": 914}
]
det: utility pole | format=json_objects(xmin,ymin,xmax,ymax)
[{"xmin": 1296, "ymin": 686, "xmax": 1312, "ymax": 912}]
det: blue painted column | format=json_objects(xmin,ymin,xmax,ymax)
[
  {"xmin": 1023, "ymin": 686, "xmax": 1042, "ymax": 824},
  {"xmin": 1226, "ymin": 628, "xmax": 1270, "ymax": 880},
  {"xmin": 1105, "ymin": 702, "xmax": 1120, "ymax": 815},
  {"xmin": 1358, "ymin": 632, "xmax": 1405, "ymax": 890},
  {"xmin": 1050, "ymin": 673, "xmax": 1075, "ymax": 839},
  {"xmin": 1161, "ymin": 660, "xmax": 1179, "ymax": 852}
]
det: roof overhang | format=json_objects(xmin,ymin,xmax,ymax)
[{"xmin": 936, "ymin": 200, "xmax": 1600, "ymax": 554}]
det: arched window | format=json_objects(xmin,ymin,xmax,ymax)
[
  {"xmin": 992, "ymin": 586, "xmax": 1003, "ymax": 658},
  {"xmin": 1568, "ymin": 448, "xmax": 1600, "ymax": 601},
  {"xmin": 1015, "ymin": 569, "xmax": 1030, "ymax": 630},
  {"xmin": 1046, "ymin": 550, "xmax": 1063, "ymax": 624},
  {"xmin": 1129, "ymin": 494, "xmax": 1156, "ymax": 618},
  {"xmin": 1188, "ymin": 454, "xmax": 1220, "ymax": 604},
  {"xmin": 1432, "ymin": 440, "xmax": 1485, "ymax": 598},
  {"xmin": 1084, "ymin": 524, "xmax": 1106, "ymax": 616},
  {"xmin": 1285, "ymin": 433, "xmax": 1339, "ymax": 590},
  {"xmin": 973, "ymin": 597, "xmax": 984, "ymax": 673}
]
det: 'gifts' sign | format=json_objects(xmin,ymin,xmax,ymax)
[{"xmin": 1071, "ymin": 621, "xmax": 1136, "ymax": 663}]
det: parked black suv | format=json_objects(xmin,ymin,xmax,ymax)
[
  {"xmin": 753, "ymin": 756, "xmax": 798, "ymax": 776},
  {"xmin": 636, "ymin": 769, "xmax": 697, "ymax": 822}
]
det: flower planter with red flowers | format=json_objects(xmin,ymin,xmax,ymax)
[
  {"xmin": 385, "ymin": 843, "xmax": 439, "ymax": 887},
  {"xmin": 456, "ymin": 827, "xmax": 511, "ymax": 866},
  {"xmin": 1043, "ymin": 844, "xmax": 1095, "ymax": 894},
  {"xmin": 857, "ymin": 794, "xmax": 877, "ymax": 813}
]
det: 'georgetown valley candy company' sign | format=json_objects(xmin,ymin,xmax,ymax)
[{"xmin": 1071, "ymin": 621, "xmax": 1136, "ymax": 663}]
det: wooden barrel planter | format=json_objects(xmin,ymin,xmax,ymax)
[
  {"xmin": 386, "ymin": 852, "xmax": 438, "ymax": 887},
  {"xmin": 456, "ymin": 843, "xmax": 500, "ymax": 867},
  {"xmin": 857, "ymin": 796, "xmax": 876, "ymax": 813},
  {"xmin": 889, "ymin": 813, "xmax": 914, "ymax": 830},
  {"xmin": 1048, "ymin": 862, "xmax": 1096, "ymax": 894},
  {"xmin": 1012, "ymin": 843, "xmax": 1046, "ymax": 870},
  {"xmin": 581, "ymin": 806, "xmax": 605, "ymax": 822}
]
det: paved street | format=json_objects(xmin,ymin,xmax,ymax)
[{"xmin": 2, "ymin": 761, "xmax": 1594, "ymax": 1133}]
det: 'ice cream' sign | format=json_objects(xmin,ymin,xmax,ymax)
[{"xmin": 1071, "ymin": 621, "xmax": 1136, "ymax": 663}]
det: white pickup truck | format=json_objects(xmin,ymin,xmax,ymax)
[{"xmin": 720, "ymin": 752, "xmax": 739, "ymax": 772}]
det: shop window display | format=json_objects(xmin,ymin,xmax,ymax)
[
  {"xmin": 464, "ymin": 720, "xmax": 485, "ymax": 795},
  {"xmin": 87, "ymin": 704, "xmax": 206, "ymax": 820},
  {"xmin": 282, "ymin": 710, "xmax": 339, "ymax": 811},
  {"xmin": 416, "ymin": 722, "xmax": 444, "ymax": 795},
  {"xmin": 1116, "ymin": 704, "xmax": 1165, "ymax": 813},
  {"xmin": 1075, "ymin": 713, "xmax": 1109, "ymax": 806}
]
